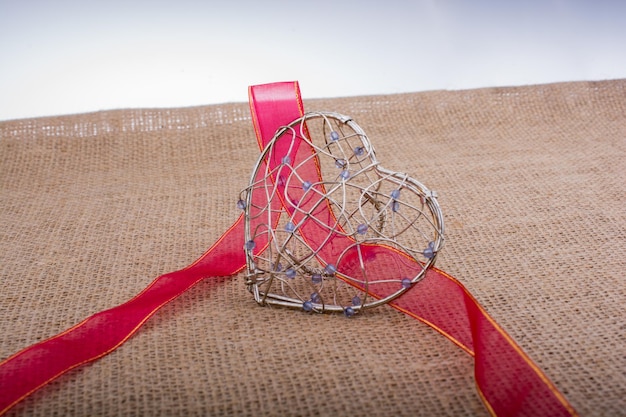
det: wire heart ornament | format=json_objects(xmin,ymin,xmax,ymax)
[{"xmin": 239, "ymin": 112, "xmax": 444, "ymax": 315}]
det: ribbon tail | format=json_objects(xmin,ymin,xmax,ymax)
[
  {"xmin": 389, "ymin": 268, "xmax": 579, "ymax": 417},
  {"xmin": 0, "ymin": 215, "xmax": 248, "ymax": 415}
]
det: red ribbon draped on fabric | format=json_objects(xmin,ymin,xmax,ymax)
[{"xmin": 0, "ymin": 81, "xmax": 577, "ymax": 417}]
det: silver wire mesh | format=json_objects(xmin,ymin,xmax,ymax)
[{"xmin": 240, "ymin": 112, "xmax": 444, "ymax": 315}]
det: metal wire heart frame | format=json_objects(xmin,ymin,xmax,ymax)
[{"xmin": 239, "ymin": 112, "xmax": 444, "ymax": 316}]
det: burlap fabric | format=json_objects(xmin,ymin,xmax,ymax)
[{"xmin": 1, "ymin": 80, "xmax": 624, "ymax": 416}]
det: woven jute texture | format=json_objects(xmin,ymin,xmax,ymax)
[{"xmin": 1, "ymin": 80, "xmax": 625, "ymax": 416}]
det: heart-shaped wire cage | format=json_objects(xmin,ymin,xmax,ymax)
[{"xmin": 239, "ymin": 112, "xmax": 444, "ymax": 316}]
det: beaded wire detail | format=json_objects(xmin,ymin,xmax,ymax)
[{"xmin": 239, "ymin": 112, "xmax": 444, "ymax": 315}]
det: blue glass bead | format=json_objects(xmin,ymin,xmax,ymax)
[
  {"xmin": 423, "ymin": 242, "xmax": 435, "ymax": 259},
  {"xmin": 392, "ymin": 201, "xmax": 400, "ymax": 212},
  {"xmin": 351, "ymin": 295, "xmax": 361, "ymax": 306},
  {"xmin": 343, "ymin": 307, "xmax": 355, "ymax": 317},
  {"xmin": 357, "ymin": 223, "xmax": 368, "ymax": 235},
  {"xmin": 312, "ymin": 273, "xmax": 322, "ymax": 284},
  {"xmin": 273, "ymin": 262, "xmax": 283, "ymax": 272},
  {"xmin": 277, "ymin": 176, "xmax": 286, "ymax": 187},
  {"xmin": 391, "ymin": 189, "xmax": 401, "ymax": 199},
  {"xmin": 244, "ymin": 240, "xmax": 256, "ymax": 251},
  {"xmin": 324, "ymin": 264, "xmax": 336, "ymax": 275},
  {"xmin": 285, "ymin": 221, "xmax": 296, "ymax": 233},
  {"xmin": 302, "ymin": 181, "xmax": 312, "ymax": 191},
  {"xmin": 340, "ymin": 170, "xmax": 350, "ymax": 180},
  {"xmin": 236, "ymin": 199, "xmax": 246, "ymax": 210},
  {"xmin": 281, "ymin": 155, "xmax": 291, "ymax": 165},
  {"xmin": 401, "ymin": 277, "xmax": 412, "ymax": 289},
  {"xmin": 330, "ymin": 131, "xmax": 340, "ymax": 141},
  {"xmin": 354, "ymin": 146, "xmax": 364, "ymax": 156},
  {"xmin": 302, "ymin": 300, "xmax": 313, "ymax": 312},
  {"xmin": 335, "ymin": 159, "xmax": 346, "ymax": 169},
  {"xmin": 286, "ymin": 268, "xmax": 297, "ymax": 279},
  {"xmin": 311, "ymin": 292, "xmax": 321, "ymax": 303}
]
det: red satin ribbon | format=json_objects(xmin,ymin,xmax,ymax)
[{"xmin": 0, "ymin": 81, "xmax": 577, "ymax": 417}]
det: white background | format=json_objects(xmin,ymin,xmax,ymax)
[{"xmin": 1, "ymin": 0, "xmax": 625, "ymax": 121}]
